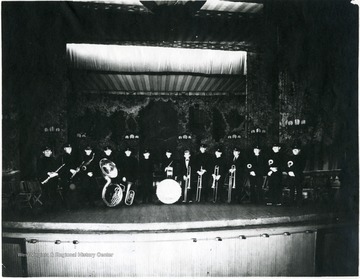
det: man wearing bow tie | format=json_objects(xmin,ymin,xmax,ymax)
[
  {"xmin": 195, "ymin": 144, "xmax": 211, "ymax": 202},
  {"xmin": 180, "ymin": 149, "xmax": 194, "ymax": 203}
]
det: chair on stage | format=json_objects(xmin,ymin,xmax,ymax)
[
  {"xmin": 15, "ymin": 181, "xmax": 33, "ymax": 209},
  {"xmin": 15, "ymin": 180, "xmax": 43, "ymax": 208},
  {"xmin": 28, "ymin": 180, "xmax": 43, "ymax": 206},
  {"xmin": 240, "ymin": 178, "xmax": 251, "ymax": 203}
]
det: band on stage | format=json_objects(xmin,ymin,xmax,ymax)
[{"xmin": 37, "ymin": 140, "xmax": 306, "ymax": 210}]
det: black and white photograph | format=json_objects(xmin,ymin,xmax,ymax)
[{"xmin": 2, "ymin": 0, "xmax": 358, "ymax": 276}]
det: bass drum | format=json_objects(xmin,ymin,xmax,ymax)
[
  {"xmin": 156, "ymin": 179, "xmax": 182, "ymax": 204},
  {"xmin": 102, "ymin": 183, "xmax": 124, "ymax": 207}
]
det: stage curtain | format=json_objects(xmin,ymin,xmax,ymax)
[{"xmin": 67, "ymin": 44, "xmax": 247, "ymax": 75}]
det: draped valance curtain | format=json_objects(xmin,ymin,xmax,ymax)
[{"xmin": 67, "ymin": 44, "xmax": 247, "ymax": 75}]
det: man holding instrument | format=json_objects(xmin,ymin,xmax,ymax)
[
  {"xmin": 195, "ymin": 143, "xmax": 211, "ymax": 202},
  {"xmin": 161, "ymin": 149, "xmax": 177, "ymax": 180},
  {"xmin": 78, "ymin": 145, "xmax": 98, "ymax": 207},
  {"xmin": 37, "ymin": 146, "xmax": 63, "ymax": 211},
  {"xmin": 210, "ymin": 147, "xmax": 226, "ymax": 203},
  {"xmin": 59, "ymin": 143, "xmax": 79, "ymax": 210},
  {"xmin": 227, "ymin": 147, "xmax": 246, "ymax": 203},
  {"xmin": 180, "ymin": 149, "xmax": 194, "ymax": 203}
]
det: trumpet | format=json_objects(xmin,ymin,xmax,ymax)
[
  {"xmin": 183, "ymin": 166, "xmax": 191, "ymax": 202},
  {"xmin": 228, "ymin": 165, "xmax": 236, "ymax": 203},
  {"xmin": 124, "ymin": 182, "xmax": 135, "ymax": 206},
  {"xmin": 212, "ymin": 165, "xmax": 220, "ymax": 203},
  {"xmin": 195, "ymin": 166, "xmax": 204, "ymax": 202}
]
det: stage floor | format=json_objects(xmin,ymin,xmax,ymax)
[{"xmin": 2, "ymin": 201, "xmax": 344, "ymax": 233}]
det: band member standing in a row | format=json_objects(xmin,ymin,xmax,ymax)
[
  {"xmin": 180, "ymin": 149, "xmax": 194, "ymax": 203},
  {"xmin": 37, "ymin": 146, "xmax": 62, "ymax": 211},
  {"xmin": 118, "ymin": 147, "xmax": 138, "ymax": 184},
  {"xmin": 139, "ymin": 149, "xmax": 154, "ymax": 204},
  {"xmin": 266, "ymin": 142, "xmax": 285, "ymax": 206},
  {"xmin": 210, "ymin": 148, "xmax": 226, "ymax": 202},
  {"xmin": 102, "ymin": 145, "xmax": 117, "ymax": 162},
  {"xmin": 246, "ymin": 145, "xmax": 266, "ymax": 204},
  {"xmin": 59, "ymin": 143, "xmax": 79, "ymax": 209},
  {"xmin": 286, "ymin": 141, "xmax": 306, "ymax": 206},
  {"xmin": 195, "ymin": 144, "xmax": 211, "ymax": 202},
  {"xmin": 228, "ymin": 147, "xmax": 246, "ymax": 203},
  {"xmin": 78, "ymin": 145, "xmax": 97, "ymax": 207},
  {"xmin": 161, "ymin": 149, "xmax": 176, "ymax": 180}
]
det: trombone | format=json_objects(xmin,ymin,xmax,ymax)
[
  {"xmin": 212, "ymin": 165, "xmax": 220, "ymax": 203},
  {"xmin": 183, "ymin": 166, "xmax": 191, "ymax": 203},
  {"xmin": 195, "ymin": 166, "xmax": 204, "ymax": 202},
  {"xmin": 228, "ymin": 165, "xmax": 236, "ymax": 203}
]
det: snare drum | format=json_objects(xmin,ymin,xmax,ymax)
[{"xmin": 156, "ymin": 179, "xmax": 182, "ymax": 204}]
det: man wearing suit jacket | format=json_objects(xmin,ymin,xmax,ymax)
[{"xmin": 179, "ymin": 149, "xmax": 194, "ymax": 203}]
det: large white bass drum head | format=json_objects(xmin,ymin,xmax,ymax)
[{"xmin": 156, "ymin": 179, "xmax": 182, "ymax": 204}]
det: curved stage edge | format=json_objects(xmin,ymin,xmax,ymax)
[{"xmin": 2, "ymin": 204, "xmax": 357, "ymax": 277}]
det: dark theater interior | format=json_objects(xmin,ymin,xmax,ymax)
[{"xmin": 2, "ymin": 0, "xmax": 359, "ymax": 276}]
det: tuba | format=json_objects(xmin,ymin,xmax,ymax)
[
  {"xmin": 228, "ymin": 165, "xmax": 236, "ymax": 203},
  {"xmin": 183, "ymin": 166, "xmax": 191, "ymax": 203},
  {"xmin": 124, "ymin": 181, "xmax": 135, "ymax": 206},
  {"xmin": 211, "ymin": 166, "xmax": 220, "ymax": 203},
  {"xmin": 100, "ymin": 158, "xmax": 123, "ymax": 207}
]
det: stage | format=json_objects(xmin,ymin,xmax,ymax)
[
  {"xmin": 2, "ymin": 200, "xmax": 357, "ymax": 276},
  {"xmin": 2, "ymin": 202, "xmax": 343, "ymax": 233}
]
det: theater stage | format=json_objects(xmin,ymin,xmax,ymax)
[
  {"xmin": 2, "ymin": 201, "xmax": 356, "ymax": 277},
  {"xmin": 2, "ymin": 202, "xmax": 343, "ymax": 233}
]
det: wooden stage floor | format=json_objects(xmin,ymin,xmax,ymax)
[{"xmin": 2, "ymin": 202, "xmax": 343, "ymax": 233}]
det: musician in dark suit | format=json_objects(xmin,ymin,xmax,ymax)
[
  {"xmin": 227, "ymin": 147, "xmax": 246, "ymax": 203},
  {"xmin": 101, "ymin": 145, "xmax": 117, "ymax": 163},
  {"xmin": 266, "ymin": 142, "xmax": 285, "ymax": 206},
  {"xmin": 139, "ymin": 149, "xmax": 154, "ymax": 203},
  {"xmin": 118, "ymin": 147, "xmax": 138, "ymax": 184},
  {"xmin": 179, "ymin": 149, "xmax": 194, "ymax": 203},
  {"xmin": 286, "ymin": 141, "xmax": 306, "ymax": 206},
  {"xmin": 194, "ymin": 144, "xmax": 211, "ymax": 202},
  {"xmin": 58, "ymin": 143, "xmax": 79, "ymax": 209},
  {"xmin": 246, "ymin": 145, "xmax": 266, "ymax": 204},
  {"xmin": 37, "ymin": 146, "xmax": 62, "ymax": 211},
  {"xmin": 78, "ymin": 145, "xmax": 97, "ymax": 207},
  {"xmin": 160, "ymin": 149, "xmax": 177, "ymax": 180},
  {"xmin": 210, "ymin": 148, "xmax": 226, "ymax": 203}
]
